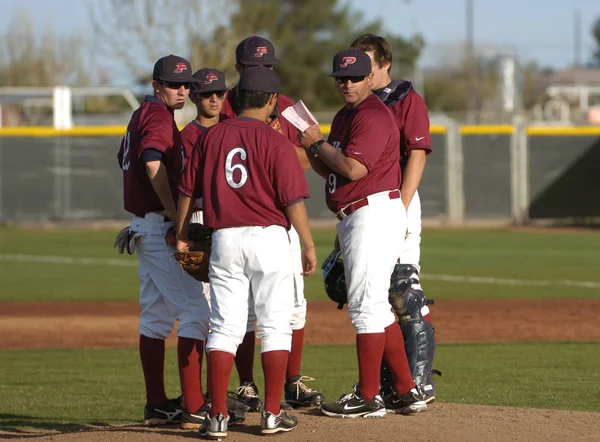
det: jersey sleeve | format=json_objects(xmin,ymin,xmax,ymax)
[
  {"xmin": 344, "ymin": 106, "xmax": 392, "ymax": 172},
  {"xmin": 402, "ymin": 91, "xmax": 432, "ymax": 154},
  {"xmin": 139, "ymin": 108, "xmax": 174, "ymax": 156},
  {"xmin": 180, "ymin": 125, "xmax": 195, "ymax": 168},
  {"xmin": 271, "ymin": 135, "xmax": 310, "ymax": 207},
  {"xmin": 179, "ymin": 133, "xmax": 205, "ymax": 199}
]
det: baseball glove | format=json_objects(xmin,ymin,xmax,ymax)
[
  {"xmin": 172, "ymin": 223, "xmax": 213, "ymax": 282},
  {"xmin": 113, "ymin": 226, "xmax": 145, "ymax": 255}
]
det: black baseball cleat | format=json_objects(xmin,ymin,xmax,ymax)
[
  {"xmin": 320, "ymin": 384, "xmax": 386, "ymax": 419},
  {"xmin": 200, "ymin": 395, "xmax": 247, "ymax": 426},
  {"xmin": 384, "ymin": 387, "xmax": 428, "ymax": 415},
  {"xmin": 181, "ymin": 407, "xmax": 208, "ymax": 430},
  {"xmin": 284, "ymin": 375, "xmax": 325, "ymax": 408},
  {"xmin": 198, "ymin": 413, "xmax": 227, "ymax": 441},
  {"xmin": 260, "ymin": 409, "xmax": 299, "ymax": 435},
  {"xmin": 233, "ymin": 381, "xmax": 263, "ymax": 412},
  {"xmin": 143, "ymin": 397, "xmax": 183, "ymax": 426}
]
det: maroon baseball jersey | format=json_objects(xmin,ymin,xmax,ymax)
[
  {"xmin": 220, "ymin": 88, "xmax": 301, "ymax": 147},
  {"xmin": 179, "ymin": 117, "xmax": 310, "ymax": 229},
  {"xmin": 181, "ymin": 121, "xmax": 208, "ymax": 166},
  {"xmin": 118, "ymin": 96, "xmax": 183, "ymax": 216},
  {"xmin": 376, "ymin": 86, "xmax": 432, "ymax": 163},
  {"xmin": 325, "ymin": 94, "xmax": 401, "ymax": 213}
]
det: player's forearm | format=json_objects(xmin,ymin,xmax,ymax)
[
  {"xmin": 284, "ymin": 201, "xmax": 315, "ymax": 250},
  {"xmin": 400, "ymin": 150, "xmax": 427, "ymax": 209},
  {"xmin": 307, "ymin": 153, "xmax": 332, "ymax": 179},
  {"xmin": 295, "ymin": 146, "xmax": 311, "ymax": 172},
  {"xmin": 317, "ymin": 142, "xmax": 367, "ymax": 181},
  {"xmin": 176, "ymin": 194, "xmax": 194, "ymax": 241},
  {"xmin": 145, "ymin": 160, "xmax": 177, "ymax": 221}
]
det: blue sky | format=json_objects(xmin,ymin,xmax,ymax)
[{"xmin": 1, "ymin": 0, "xmax": 599, "ymax": 82}]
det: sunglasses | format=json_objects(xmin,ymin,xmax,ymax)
[
  {"xmin": 335, "ymin": 76, "xmax": 366, "ymax": 84},
  {"xmin": 198, "ymin": 90, "xmax": 227, "ymax": 99},
  {"xmin": 159, "ymin": 81, "xmax": 192, "ymax": 90},
  {"xmin": 240, "ymin": 64, "xmax": 273, "ymax": 70}
]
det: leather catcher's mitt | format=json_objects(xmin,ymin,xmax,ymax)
[{"xmin": 172, "ymin": 223, "xmax": 213, "ymax": 282}]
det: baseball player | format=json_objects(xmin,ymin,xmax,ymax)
[
  {"xmin": 173, "ymin": 67, "xmax": 230, "ymax": 429},
  {"xmin": 300, "ymin": 48, "xmax": 426, "ymax": 418},
  {"xmin": 117, "ymin": 54, "xmax": 211, "ymax": 427},
  {"xmin": 219, "ymin": 35, "xmax": 324, "ymax": 411},
  {"xmin": 351, "ymin": 34, "xmax": 438, "ymax": 404},
  {"xmin": 178, "ymin": 66, "xmax": 316, "ymax": 439}
]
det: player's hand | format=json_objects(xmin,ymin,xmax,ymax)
[
  {"xmin": 301, "ymin": 245, "xmax": 317, "ymax": 276},
  {"xmin": 176, "ymin": 239, "xmax": 191, "ymax": 252},
  {"xmin": 299, "ymin": 125, "xmax": 323, "ymax": 149}
]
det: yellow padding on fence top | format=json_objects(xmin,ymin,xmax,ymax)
[
  {"xmin": 5, "ymin": 124, "xmax": 599, "ymax": 137},
  {"xmin": 460, "ymin": 125, "xmax": 515, "ymax": 135},
  {"xmin": 0, "ymin": 126, "xmax": 127, "ymax": 137},
  {"xmin": 526, "ymin": 126, "xmax": 600, "ymax": 136}
]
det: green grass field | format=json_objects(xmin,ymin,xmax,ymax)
[
  {"xmin": 1, "ymin": 226, "xmax": 599, "ymax": 429},
  {"xmin": 1, "ymin": 226, "xmax": 600, "ymax": 302},
  {"xmin": 1, "ymin": 342, "xmax": 599, "ymax": 428}
]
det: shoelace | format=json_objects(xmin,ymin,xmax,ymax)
[
  {"xmin": 237, "ymin": 384, "xmax": 259, "ymax": 398},
  {"xmin": 293, "ymin": 376, "xmax": 316, "ymax": 397},
  {"xmin": 338, "ymin": 384, "xmax": 361, "ymax": 403}
]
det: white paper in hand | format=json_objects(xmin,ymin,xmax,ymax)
[{"xmin": 281, "ymin": 100, "xmax": 319, "ymax": 132}]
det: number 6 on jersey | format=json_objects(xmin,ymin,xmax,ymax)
[{"xmin": 225, "ymin": 147, "xmax": 248, "ymax": 189}]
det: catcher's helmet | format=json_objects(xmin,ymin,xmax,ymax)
[{"xmin": 322, "ymin": 249, "xmax": 347, "ymax": 309}]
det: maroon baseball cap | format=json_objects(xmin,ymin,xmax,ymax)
[
  {"xmin": 238, "ymin": 66, "xmax": 280, "ymax": 93},
  {"xmin": 191, "ymin": 68, "xmax": 228, "ymax": 94},
  {"xmin": 329, "ymin": 48, "xmax": 372, "ymax": 77},
  {"xmin": 152, "ymin": 54, "xmax": 197, "ymax": 83},
  {"xmin": 235, "ymin": 36, "xmax": 281, "ymax": 66}
]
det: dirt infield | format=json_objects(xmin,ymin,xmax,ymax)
[
  {"xmin": 2, "ymin": 299, "xmax": 600, "ymax": 349},
  {"xmin": 2, "ymin": 299, "xmax": 600, "ymax": 440}
]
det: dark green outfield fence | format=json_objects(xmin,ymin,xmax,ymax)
[{"xmin": 0, "ymin": 125, "xmax": 598, "ymax": 224}]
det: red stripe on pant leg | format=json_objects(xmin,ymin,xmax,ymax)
[
  {"xmin": 178, "ymin": 337, "xmax": 205, "ymax": 413},
  {"xmin": 356, "ymin": 333, "xmax": 385, "ymax": 401},
  {"xmin": 383, "ymin": 323, "xmax": 416, "ymax": 394},
  {"xmin": 235, "ymin": 331, "xmax": 256, "ymax": 384},
  {"xmin": 286, "ymin": 328, "xmax": 305, "ymax": 380},
  {"xmin": 139, "ymin": 334, "xmax": 168, "ymax": 406},
  {"xmin": 262, "ymin": 350, "xmax": 288, "ymax": 415},
  {"xmin": 207, "ymin": 350, "xmax": 234, "ymax": 417}
]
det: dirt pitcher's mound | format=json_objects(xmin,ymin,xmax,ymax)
[
  {"xmin": 1, "ymin": 299, "xmax": 600, "ymax": 349},
  {"xmin": 1, "ymin": 403, "xmax": 598, "ymax": 441}
]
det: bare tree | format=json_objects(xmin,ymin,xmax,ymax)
[
  {"xmin": 89, "ymin": 0, "xmax": 232, "ymax": 84},
  {"xmin": 0, "ymin": 9, "xmax": 89, "ymax": 87}
]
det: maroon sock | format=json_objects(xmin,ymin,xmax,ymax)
[
  {"xmin": 356, "ymin": 333, "xmax": 385, "ymax": 401},
  {"xmin": 262, "ymin": 350, "xmax": 288, "ymax": 415},
  {"xmin": 286, "ymin": 328, "xmax": 305, "ymax": 380},
  {"xmin": 139, "ymin": 334, "xmax": 168, "ymax": 406},
  {"xmin": 234, "ymin": 331, "xmax": 256, "ymax": 384},
  {"xmin": 384, "ymin": 323, "xmax": 416, "ymax": 394},
  {"xmin": 207, "ymin": 351, "xmax": 234, "ymax": 417},
  {"xmin": 177, "ymin": 337, "xmax": 205, "ymax": 413}
]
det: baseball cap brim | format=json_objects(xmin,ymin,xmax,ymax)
[
  {"xmin": 240, "ymin": 58, "xmax": 281, "ymax": 66},
  {"xmin": 328, "ymin": 70, "xmax": 370, "ymax": 77}
]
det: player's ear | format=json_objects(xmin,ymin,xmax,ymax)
[
  {"xmin": 367, "ymin": 73, "xmax": 374, "ymax": 88},
  {"xmin": 152, "ymin": 80, "xmax": 161, "ymax": 93},
  {"xmin": 269, "ymin": 93, "xmax": 278, "ymax": 107}
]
